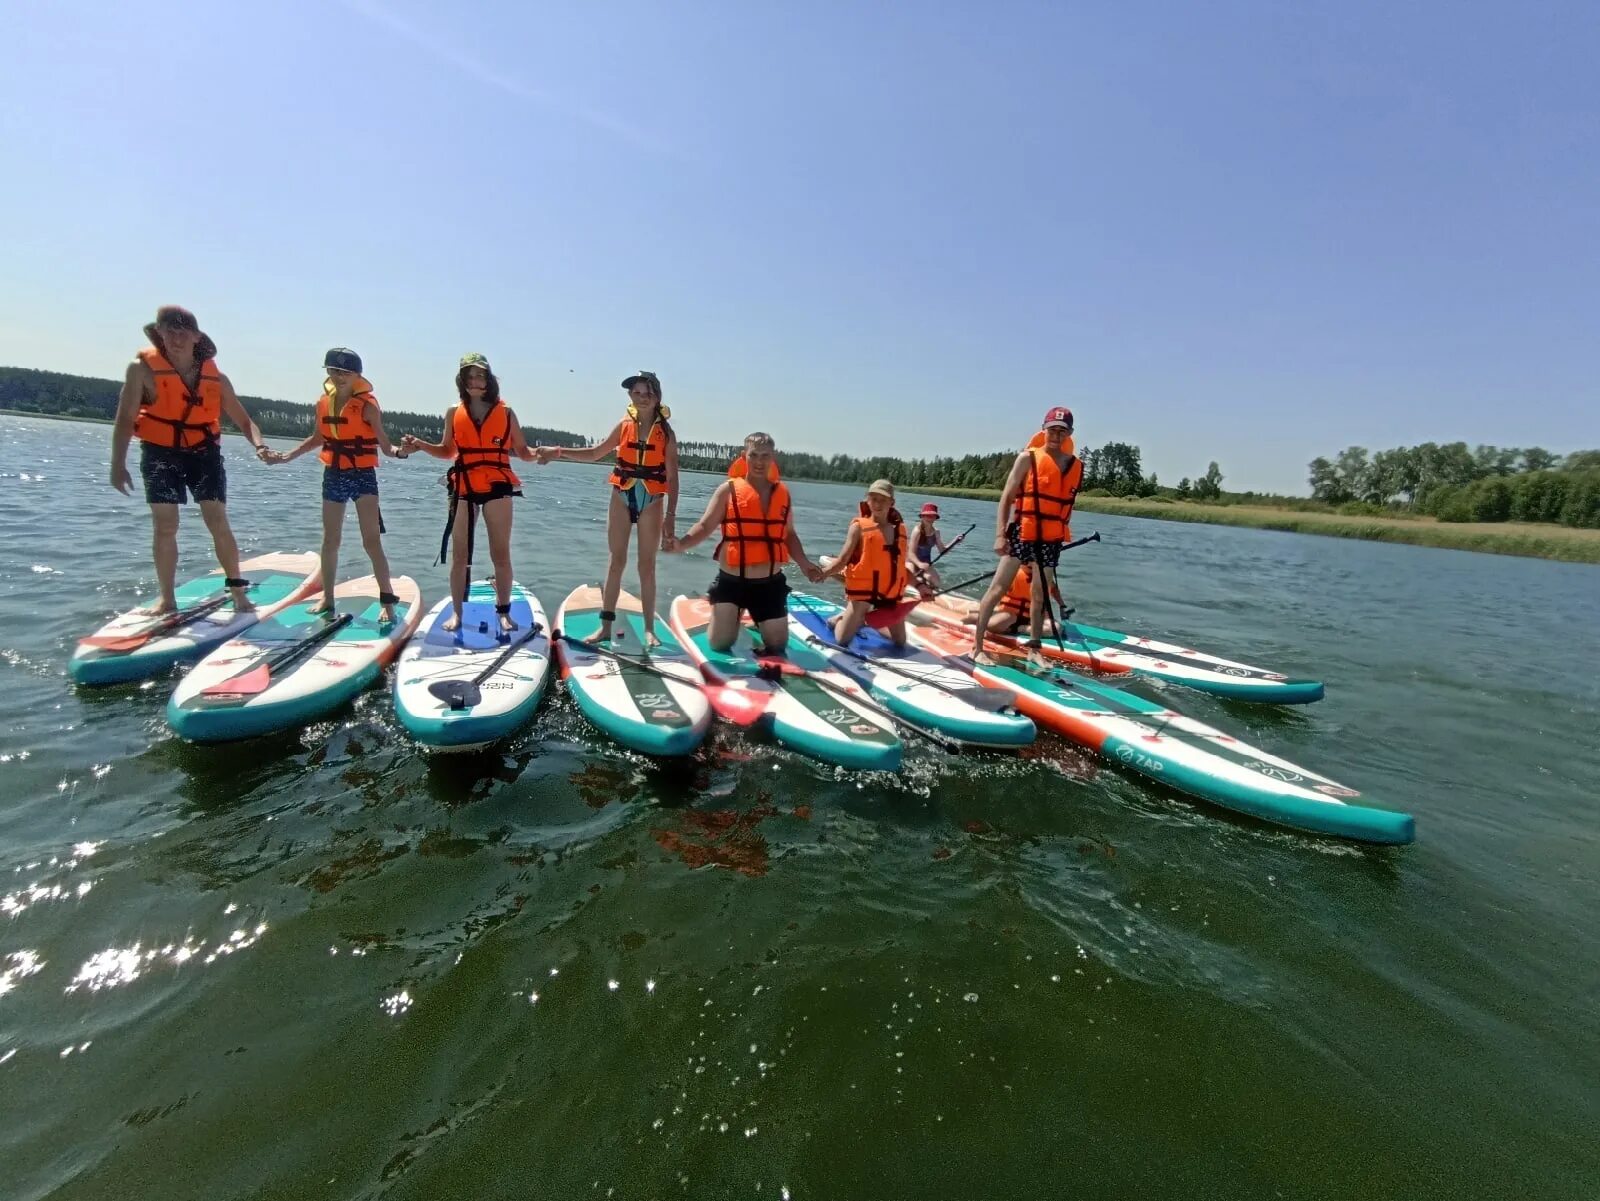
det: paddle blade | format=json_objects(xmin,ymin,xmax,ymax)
[
  {"xmin": 82, "ymin": 632, "xmax": 160, "ymax": 653},
  {"xmin": 862, "ymin": 600, "xmax": 918, "ymax": 630},
  {"xmin": 706, "ymin": 680, "xmax": 771, "ymax": 726},
  {"xmin": 427, "ymin": 679, "xmax": 482, "ymax": 711},
  {"xmin": 202, "ymin": 661, "xmax": 271, "ymax": 698}
]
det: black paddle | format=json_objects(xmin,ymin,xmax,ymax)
[
  {"xmin": 203, "ymin": 611, "xmax": 354, "ymax": 696},
  {"xmin": 428, "ymin": 623, "xmax": 543, "ymax": 710},
  {"xmin": 790, "ymin": 597, "xmax": 1017, "ymax": 713},
  {"xmin": 744, "ymin": 637, "xmax": 961, "ymax": 752},
  {"xmin": 554, "ymin": 629, "xmax": 773, "ymax": 726},
  {"xmin": 86, "ymin": 593, "xmax": 235, "ymax": 653}
]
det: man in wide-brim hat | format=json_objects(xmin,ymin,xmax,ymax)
[{"xmin": 109, "ymin": 305, "xmax": 274, "ymax": 613}]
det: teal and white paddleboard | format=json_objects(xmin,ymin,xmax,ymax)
[
  {"xmin": 555, "ymin": 586, "xmax": 712, "ymax": 758},
  {"xmin": 71, "ymin": 552, "xmax": 320, "ymax": 687},
  {"xmin": 787, "ymin": 592, "xmax": 1035, "ymax": 747},
  {"xmin": 911, "ymin": 620, "xmax": 1413, "ymax": 844},
  {"xmin": 393, "ymin": 581, "xmax": 550, "ymax": 752},
  {"xmin": 167, "ymin": 575, "xmax": 423, "ymax": 742},
  {"xmin": 914, "ymin": 593, "xmax": 1325, "ymax": 704},
  {"xmin": 670, "ymin": 593, "xmax": 901, "ymax": 772}
]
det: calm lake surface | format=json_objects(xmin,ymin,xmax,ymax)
[{"xmin": 2, "ymin": 413, "xmax": 1597, "ymax": 1200}]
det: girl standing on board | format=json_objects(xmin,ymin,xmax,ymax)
[
  {"xmin": 265, "ymin": 348, "xmax": 407, "ymax": 623},
  {"xmin": 402, "ymin": 353, "xmax": 538, "ymax": 635},
  {"xmin": 537, "ymin": 371, "xmax": 678, "ymax": 646}
]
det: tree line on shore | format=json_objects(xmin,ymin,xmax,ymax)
[
  {"xmin": 675, "ymin": 438, "xmax": 1226, "ymax": 498},
  {"xmin": 0, "ymin": 366, "xmax": 587, "ymax": 448},
  {"xmin": 1307, "ymin": 443, "xmax": 1600, "ymax": 528},
  {"xmin": 10, "ymin": 365, "xmax": 1595, "ymax": 528}
]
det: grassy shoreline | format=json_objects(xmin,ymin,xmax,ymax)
[
  {"xmin": 1071, "ymin": 496, "xmax": 1600, "ymax": 564},
  {"xmin": 8, "ymin": 411, "xmax": 1594, "ymax": 564}
]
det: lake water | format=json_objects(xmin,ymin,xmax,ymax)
[{"xmin": 2, "ymin": 413, "xmax": 1597, "ymax": 1200}]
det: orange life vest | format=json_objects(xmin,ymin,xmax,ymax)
[
  {"xmin": 999, "ymin": 566, "xmax": 1034, "ymax": 621},
  {"xmin": 317, "ymin": 388, "xmax": 380, "ymax": 470},
  {"xmin": 842, "ymin": 505, "xmax": 909, "ymax": 604},
  {"xmin": 1013, "ymin": 446, "xmax": 1082, "ymax": 544},
  {"xmin": 449, "ymin": 401, "xmax": 522, "ymax": 498},
  {"xmin": 133, "ymin": 347, "xmax": 223, "ymax": 450},
  {"xmin": 608, "ymin": 413, "xmax": 670, "ymax": 494},
  {"xmin": 718, "ymin": 457, "xmax": 790, "ymax": 573}
]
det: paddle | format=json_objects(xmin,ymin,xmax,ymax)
[
  {"xmin": 201, "ymin": 611, "xmax": 354, "ymax": 697},
  {"xmin": 931, "ymin": 523, "xmax": 975, "ymax": 563},
  {"xmin": 556, "ymin": 629, "xmax": 772, "ymax": 727},
  {"xmin": 907, "ymin": 522, "xmax": 975, "ymax": 592},
  {"xmin": 1037, "ymin": 566, "xmax": 1105, "ymax": 671},
  {"xmin": 746, "ymin": 645, "xmax": 959, "ymax": 752},
  {"xmin": 83, "ymin": 593, "xmax": 235, "ymax": 652},
  {"xmin": 865, "ymin": 531, "xmax": 1102, "ymax": 630},
  {"xmin": 789, "ymin": 597, "xmax": 1017, "ymax": 712},
  {"xmin": 428, "ymin": 623, "xmax": 543, "ymax": 710}
]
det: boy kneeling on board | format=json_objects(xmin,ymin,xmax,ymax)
[{"xmin": 668, "ymin": 431, "xmax": 825, "ymax": 653}]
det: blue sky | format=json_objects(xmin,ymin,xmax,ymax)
[{"xmin": 2, "ymin": 1, "xmax": 1594, "ymax": 493}]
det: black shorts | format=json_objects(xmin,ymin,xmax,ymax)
[
  {"xmin": 707, "ymin": 570, "xmax": 789, "ymax": 623},
  {"xmin": 1006, "ymin": 521, "xmax": 1062, "ymax": 568},
  {"xmin": 140, "ymin": 442, "xmax": 226, "ymax": 505},
  {"xmin": 457, "ymin": 482, "xmax": 521, "ymax": 505}
]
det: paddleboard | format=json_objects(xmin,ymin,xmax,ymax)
[
  {"xmin": 786, "ymin": 592, "xmax": 1035, "ymax": 747},
  {"xmin": 913, "ymin": 592, "xmax": 1324, "ymax": 704},
  {"xmin": 554, "ymin": 587, "xmax": 712, "ymax": 757},
  {"xmin": 393, "ymin": 581, "xmax": 550, "ymax": 752},
  {"xmin": 167, "ymin": 576, "xmax": 423, "ymax": 742},
  {"xmin": 669, "ymin": 594, "xmax": 901, "ymax": 772},
  {"xmin": 70, "ymin": 552, "xmax": 321, "ymax": 687},
  {"xmin": 910, "ymin": 621, "xmax": 1412, "ymax": 844}
]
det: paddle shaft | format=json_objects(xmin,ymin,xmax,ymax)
[
  {"xmin": 471, "ymin": 623, "xmax": 541, "ymax": 685},
  {"xmin": 929, "ymin": 524, "xmax": 975, "ymax": 564},
  {"xmin": 556, "ymin": 630, "xmax": 719, "ymax": 692},
  {"xmin": 263, "ymin": 611, "xmax": 353, "ymax": 672},
  {"xmin": 786, "ymin": 657, "xmax": 959, "ymax": 753}
]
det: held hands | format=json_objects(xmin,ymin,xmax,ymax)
[
  {"xmin": 532, "ymin": 446, "xmax": 556, "ymax": 465},
  {"xmin": 110, "ymin": 463, "xmax": 133, "ymax": 495},
  {"xmin": 259, "ymin": 448, "xmax": 288, "ymax": 465},
  {"xmin": 802, "ymin": 561, "xmax": 826, "ymax": 584},
  {"xmin": 401, "ymin": 434, "xmax": 422, "ymax": 452}
]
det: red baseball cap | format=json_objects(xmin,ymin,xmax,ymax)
[{"xmin": 1041, "ymin": 406, "xmax": 1074, "ymax": 431}]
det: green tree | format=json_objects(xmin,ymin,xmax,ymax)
[
  {"xmin": 1191, "ymin": 461, "xmax": 1224, "ymax": 500},
  {"xmin": 1334, "ymin": 446, "xmax": 1371, "ymax": 502},
  {"xmin": 1175, "ymin": 477, "xmax": 1193, "ymax": 499},
  {"xmin": 1307, "ymin": 456, "xmax": 1346, "ymax": 503},
  {"xmin": 1520, "ymin": 447, "xmax": 1558, "ymax": 473},
  {"xmin": 1564, "ymin": 450, "xmax": 1600, "ymax": 472}
]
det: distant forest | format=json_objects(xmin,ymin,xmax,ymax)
[
  {"xmin": 10, "ymin": 365, "xmax": 1596, "ymax": 528},
  {"xmin": 1307, "ymin": 442, "xmax": 1600, "ymax": 528},
  {"xmin": 0, "ymin": 366, "xmax": 587, "ymax": 447},
  {"xmin": 673, "ymin": 438, "xmax": 1183, "ymax": 496}
]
